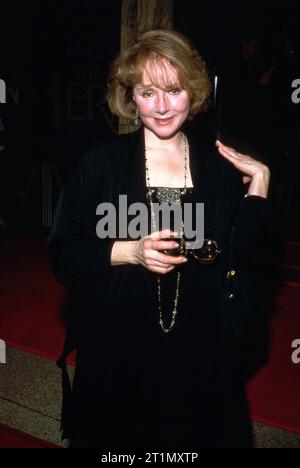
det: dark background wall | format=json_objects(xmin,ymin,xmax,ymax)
[{"xmin": 0, "ymin": 1, "xmax": 299, "ymax": 236}]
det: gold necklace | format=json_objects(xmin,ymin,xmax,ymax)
[{"xmin": 145, "ymin": 132, "xmax": 188, "ymax": 333}]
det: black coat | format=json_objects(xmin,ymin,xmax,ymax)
[{"xmin": 48, "ymin": 127, "xmax": 271, "ymax": 448}]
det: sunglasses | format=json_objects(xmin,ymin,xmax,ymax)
[{"xmin": 161, "ymin": 237, "xmax": 221, "ymax": 264}]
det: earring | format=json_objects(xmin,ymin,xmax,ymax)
[{"xmin": 134, "ymin": 109, "xmax": 140, "ymax": 126}]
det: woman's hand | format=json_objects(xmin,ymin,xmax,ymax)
[
  {"xmin": 215, "ymin": 140, "xmax": 270, "ymax": 198},
  {"xmin": 131, "ymin": 229, "xmax": 188, "ymax": 275}
]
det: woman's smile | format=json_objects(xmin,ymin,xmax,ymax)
[{"xmin": 153, "ymin": 116, "xmax": 175, "ymax": 125}]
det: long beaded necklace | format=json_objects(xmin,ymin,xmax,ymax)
[{"xmin": 145, "ymin": 132, "xmax": 188, "ymax": 333}]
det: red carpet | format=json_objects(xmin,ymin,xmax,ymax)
[
  {"xmin": 247, "ymin": 285, "xmax": 300, "ymax": 434},
  {"xmin": 0, "ymin": 236, "xmax": 71, "ymax": 362},
  {"xmin": 0, "ymin": 236, "xmax": 300, "ymax": 433},
  {"xmin": 0, "ymin": 423, "xmax": 60, "ymax": 448}
]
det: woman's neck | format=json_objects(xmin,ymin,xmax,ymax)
[{"xmin": 144, "ymin": 128, "xmax": 183, "ymax": 153}]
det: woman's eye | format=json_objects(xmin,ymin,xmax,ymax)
[
  {"xmin": 169, "ymin": 88, "xmax": 181, "ymax": 95},
  {"xmin": 143, "ymin": 91, "xmax": 153, "ymax": 98}
]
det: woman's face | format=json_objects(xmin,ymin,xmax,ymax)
[{"xmin": 132, "ymin": 61, "xmax": 190, "ymax": 139}]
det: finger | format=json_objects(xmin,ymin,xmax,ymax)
[
  {"xmin": 148, "ymin": 259, "xmax": 173, "ymax": 268},
  {"xmin": 152, "ymin": 250, "xmax": 188, "ymax": 265},
  {"xmin": 149, "ymin": 229, "xmax": 179, "ymax": 241},
  {"xmin": 143, "ymin": 239, "xmax": 179, "ymax": 253},
  {"xmin": 216, "ymin": 139, "xmax": 238, "ymax": 153},
  {"xmin": 152, "ymin": 240, "xmax": 180, "ymax": 251},
  {"xmin": 216, "ymin": 146, "xmax": 257, "ymax": 178},
  {"xmin": 217, "ymin": 145, "xmax": 253, "ymax": 168},
  {"xmin": 216, "ymin": 146, "xmax": 239, "ymax": 164},
  {"xmin": 153, "ymin": 267, "xmax": 174, "ymax": 275},
  {"xmin": 216, "ymin": 141, "xmax": 263, "ymax": 179},
  {"xmin": 216, "ymin": 139, "xmax": 235, "ymax": 152},
  {"xmin": 216, "ymin": 141, "xmax": 241, "ymax": 159},
  {"xmin": 216, "ymin": 140, "xmax": 255, "ymax": 162},
  {"xmin": 149, "ymin": 265, "xmax": 175, "ymax": 275}
]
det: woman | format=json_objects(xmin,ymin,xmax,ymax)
[{"xmin": 48, "ymin": 30, "xmax": 271, "ymax": 448}]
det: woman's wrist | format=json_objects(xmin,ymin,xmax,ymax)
[
  {"xmin": 110, "ymin": 240, "xmax": 139, "ymax": 266},
  {"xmin": 246, "ymin": 168, "xmax": 270, "ymax": 199}
]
